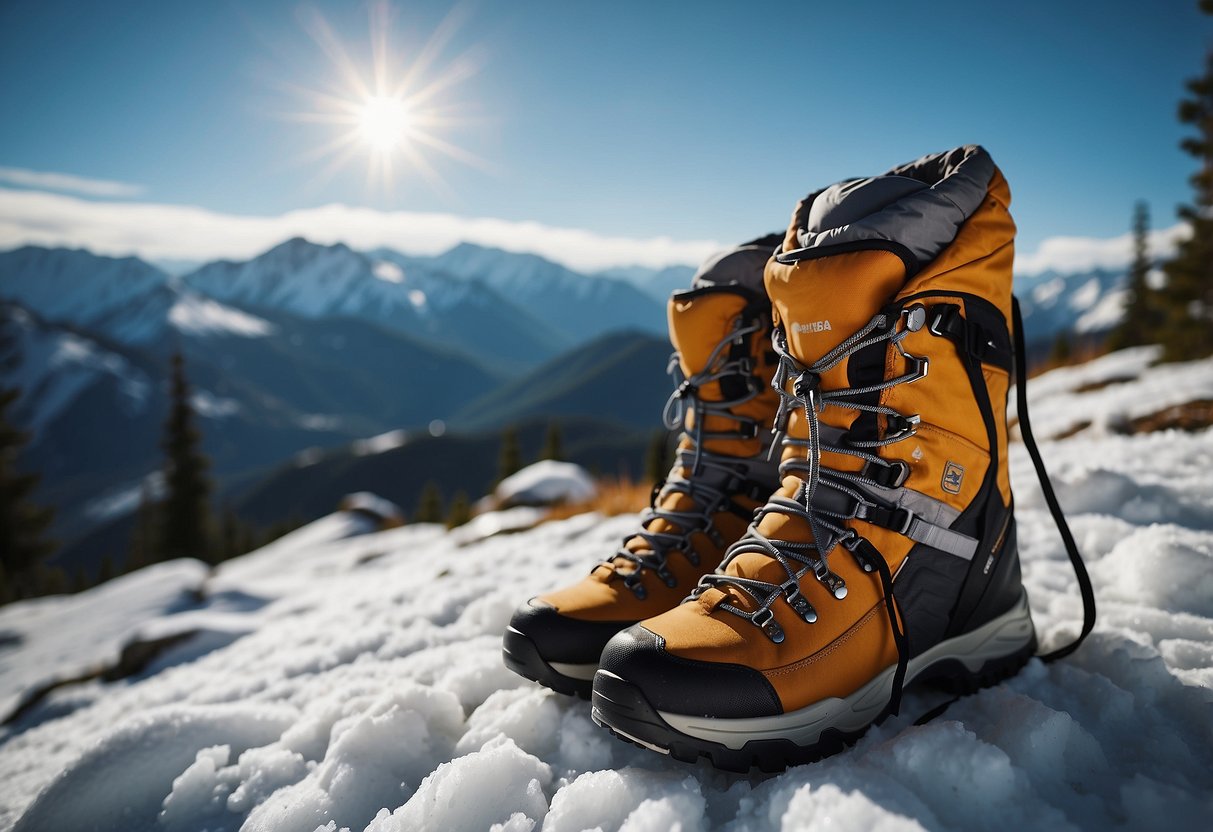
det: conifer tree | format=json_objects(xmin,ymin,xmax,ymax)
[
  {"xmin": 415, "ymin": 481, "xmax": 445, "ymax": 523},
  {"xmin": 497, "ymin": 426, "xmax": 522, "ymax": 483},
  {"xmin": 445, "ymin": 490, "xmax": 471, "ymax": 529},
  {"xmin": 1160, "ymin": 3, "xmax": 1213, "ymax": 360},
  {"xmin": 1108, "ymin": 201, "xmax": 1159, "ymax": 350},
  {"xmin": 126, "ymin": 481, "xmax": 159, "ymax": 572},
  {"xmin": 0, "ymin": 387, "xmax": 56, "ymax": 603},
  {"xmin": 159, "ymin": 353, "xmax": 214, "ymax": 562},
  {"xmin": 539, "ymin": 421, "xmax": 563, "ymax": 462}
]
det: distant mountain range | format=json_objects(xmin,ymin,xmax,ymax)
[
  {"xmin": 0, "ymin": 240, "xmax": 688, "ymax": 572},
  {"xmin": 0, "ymin": 235, "xmax": 1131, "ymax": 578}
]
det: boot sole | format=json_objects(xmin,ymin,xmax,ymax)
[
  {"xmin": 502, "ymin": 626, "xmax": 596, "ymax": 699},
  {"xmin": 591, "ymin": 591, "xmax": 1036, "ymax": 772}
]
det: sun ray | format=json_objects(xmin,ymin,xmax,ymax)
[{"xmin": 279, "ymin": 2, "xmax": 483, "ymax": 198}]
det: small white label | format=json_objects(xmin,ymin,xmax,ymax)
[{"xmin": 793, "ymin": 320, "xmax": 832, "ymax": 334}]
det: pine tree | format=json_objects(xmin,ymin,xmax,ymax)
[
  {"xmin": 539, "ymin": 421, "xmax": 563, "ymax": 462},
  {"xmin": 445, "ymin": 490, "xmax": 472, "ymax": 529},
  {"xmin": 126, "ymin": 480, "xmax": 159, "ymax": 572},
  {"xmin": 497, "ymin": 426, "xmax": 522, "ymax": 484},
  {"xmin": 0, "ymin": 387, "xmax": 57, "ymax": 603},
  {"xmin": 97, "ymin": 555, "xmax": 116, "ymax": 584},
  {"xmin": 644, "ymin": 429, "xmax": 675, "ymax": 484},
  {"xmin": 159, "ymin": 353, "xmax": 214, "ymax": 562},
  {"xmin": 1160, "ymin": 5, "xmax": 1213, "ymax": 360},
  {"xmin": 1108, "ymin": 201, "xmax": 1160, "ymax": 350},
  {"xmin": 415, "ymin": 481, "xmax": 445, "ymax": 523}
]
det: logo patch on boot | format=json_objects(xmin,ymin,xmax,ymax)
[
  {"xmin": 793, "ymin": 320, "xmax": 832, "ymax": 333},
  {"xmin": 942, "ymin": 461, "xmax": 965, "ymax": 494}
]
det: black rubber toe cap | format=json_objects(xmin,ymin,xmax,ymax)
[
  {"xmin": 597, "ymin": 624, "xmax": 783, "ymax": 718},
  {"xmin": 508, "ymin": 598, "xmax": 635, "ymax": 665}
]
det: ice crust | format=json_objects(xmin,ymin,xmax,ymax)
[{"xmin": 1, "ymin": 354, "xmax": 1211, "ymax": 831}]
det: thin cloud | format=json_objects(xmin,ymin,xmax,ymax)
[
  {"xmin": 1015, "ymin": 223, "xmax": 1189, "ymax": 276},
  {"xmin": 0, "ymin": 167, "xmax": 145, "ymax": 199},
  {"xmin": 0, "ymin": 187, "xmax": 720, "ymax": 272}
]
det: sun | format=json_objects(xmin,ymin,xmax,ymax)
[
  {"xmin": 358, "ymin": 96, "xmax": 413, "ymax": 153},
  {"xmin": 280, "ymin": 1, "xmax": 486, "ymax": 196}
]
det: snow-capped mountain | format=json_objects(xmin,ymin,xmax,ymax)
[
  {"xmin": 1, "ymin": 296, "xmax": 507, "ymax": 564},
  {"xmin": 1, "ymin": 350, "xmax": 1211, "ymax": 831},
  {"xmin": 0, "ymin": 246, "xmax": 167, "ymax": 331},
  {"xmin": 0, "ymin": 246, "xmax": 278, "ymax": 346},
  {"xmin": 419, "ymin": 242, "xmax": 667, "ymax": 343},
  {"xmin": 185, "ymin": 239, "xmax": 567, "ymax": 371},
  {"xmin": 1015, "ymin": 267, "xmax": 1127, "ymax": 347},
  {"xmin": 0, "ymin": 303, "xmax": 152, "ymax": 435}
]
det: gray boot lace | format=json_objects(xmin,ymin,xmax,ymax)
[
  {"xmin": 695, "ymin": 305, "xmax": 934, "ymax": 713},
  {"xmin": 606, "ymin": 315, "xmax": 774, "ymax": 599}
]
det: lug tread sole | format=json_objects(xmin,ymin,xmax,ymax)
[{"xmin": 592, "ymin": 636, "xmax": 1037, "ymax": 773}]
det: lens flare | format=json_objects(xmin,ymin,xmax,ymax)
[{"xmin": 277, "ymin": 1, "xmax": 488, "ymax": 197}]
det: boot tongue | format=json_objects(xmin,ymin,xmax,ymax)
[{"xmin": 716, "ymin": 181, "xmax": 917, "ymax": 592}]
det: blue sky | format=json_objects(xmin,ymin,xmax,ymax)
[{"xmin": 0, "ymin": 0, "xmax": 1206, "ymax": 270}]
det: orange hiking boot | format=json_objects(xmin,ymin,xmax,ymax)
[
  {"xmin": 503, "ymin": 237, "xmax": 784, "ymax": 697},
  {"xmin": 592, "ymin": 146, "xmax": 1093, "ymax": 770}
]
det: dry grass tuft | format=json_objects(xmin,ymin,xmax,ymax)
[{"xmin": 543, "ymin": 475, "xmax": 653, "ymax": 522}]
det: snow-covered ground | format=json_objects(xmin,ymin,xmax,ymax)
[{"xmin": 1, "ymin": 352, "xmax": 1211, "ymax": 831}]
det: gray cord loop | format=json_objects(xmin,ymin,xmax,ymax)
[
  {"xmin": 698, "ymin": 309, "xmax": 929, "ymax": 648},
  {"xmin": 608, "ymin": 314, "xmax": 768, "ymax": 599}
]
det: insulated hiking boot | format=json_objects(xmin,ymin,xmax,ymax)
[
  {"xmin": 592, "ymin": 146, "xmax": 1087, "ymax": 770},
  {"xmin": 503, "ymin": 237, "xmax": 784, "ymax": 697}
]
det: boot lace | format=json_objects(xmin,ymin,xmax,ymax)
[
  {"xmin": 607, "ymin": 315, "xmax": 767, "ymax": 599},
  {"xmin": 696, "ymin": 305, "xmax": 932, "ymax": 713}
]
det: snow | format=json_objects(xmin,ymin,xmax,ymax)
[
  {"xmin": 1012, "ymin": 346, "xmax": 1213, "ymax": 439},
  {"xmin": 168, "ymin": 293, "xmax": 274, "ymax": 338},
  {"xmin": 494, "ymin": 460, "xmax": 597, "ymax": 507},
  {"xmin": 352, "ymin": 429, "xmax": 407, "ymax": 456},
  {"xmin": 191, "ymin": 390, "xmax": 241, "ymax": 419},
  {"xmin": 1, "ymin": 351, "xmax": 1211, "ymax": 831},
  {"xmin": 1074, "ymin": 287, "xmax": 1126, "ymax": 334},
  {"xmin": 0, "ymin": 307, "xmax": 150, "ymax": 432},
  {"xmin": 1068, "ymin": 276, "xmax": 1101, "ymax": 311},
  {"xmin": 371, "ymin": 261, "xmax": 404, "ymax": 284}
]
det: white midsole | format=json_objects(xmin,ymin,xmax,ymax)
[
  {"xmin": 550, "ymin": 661, "xmax": 598, "ymax": 681},
  {"xmin": 658, "ymin": 591, "xmax": 1035, "ymax": 750}
]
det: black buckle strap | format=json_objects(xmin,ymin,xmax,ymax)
[
  {"xmin": 861, "ymin": 459, "xmax": 911, "ymax": 488},
  {"xmin": 927, "ymin": 303, "xmax": 1011, "ymax": 371},
  {"xmin": 859, "ymin": 503, "xmax": 914, "ymax": 535}
]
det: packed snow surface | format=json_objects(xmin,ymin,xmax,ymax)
[
  {"xmin": 494, "ymin": 460, "xmax": 597, "ymax": 507},
  {"xmin": 1, "ymin": 356, "xmax": 1211, "ymax": 831}
]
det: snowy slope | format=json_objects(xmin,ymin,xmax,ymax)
[
  {"xmin": 0, "ymin": 304, "xmax": 152, "ymax": 434},
  {"xmin": 1, "ymin": 353, "xmax": 1211, "ymax": 831}
]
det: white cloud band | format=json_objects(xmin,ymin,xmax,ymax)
[
  {"xmin": 1014, "ymin": 223, "xmax": 1189, "ymax": 276},
  {"xmin": 0, "ymin": 187, "xmax": 721, "ymax": 272},
  {"xmin": 0, "ymin": 183, "xmax": 1190, "ymax": 275}
]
